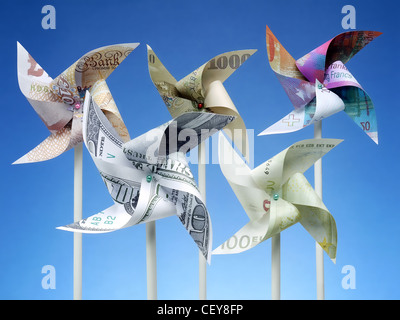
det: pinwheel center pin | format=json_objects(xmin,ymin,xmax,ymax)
[
  {"xmin": 146, "ymin": 175, "xmax": 152, "ymax": 183},
  {"xmin": 273, "ymin": 194, "xmax": 279, "ymax": 201}
]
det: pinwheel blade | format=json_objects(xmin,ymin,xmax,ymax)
[
  {"xmin": 51, "ymin": 43, "xmax": 140, "ymax": 106},
  {"xmin": 17, "ymin": 42, "xmax": 73, "ymax": 132},
  {"xmin": 13, "ymin": 127, "xmax": 72, "ymax": 164},
  {"xmin": 90, "ymin": 79, "xmax": 130, "ymax": 142},
  {"xmin": 266, "ymin": 26, "xmax": 315, "ymax": 109},
  {"xmin": 283, "ymin": 173, "xmax": 337, "ymax": 261},
  {"xmin": 213, "ymin": 197, "xmax": 301, "ymax": 255},
  {"xmin": 251, "ymin": 138, "xmax": 343, "ymax": 192},
  {"xmin": 259, "ymin": 77, "xmax": 345, "ymax": 137},
  {"xmin": 147, "ymin": 45, "xmax": 199, "ymax": 117},
  {"xmin": 323, "ymin": 62, "xmax": 378, "ymax": 144},
  {"xmin": 57, "ymin": 203, "xmax": 132, "ymax": 233},
  {"xmin": 296, "ymin": 31, "xmax": 382, "ymax": 83}
]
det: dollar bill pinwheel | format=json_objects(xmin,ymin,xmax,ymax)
[
  {"xmin": 14, "ymin": 42, "xmax": 139, "ymax": 164},
  {"xmin": 147, "ymin": 45, "xmax": 256, "ymax": 162},
  {"xmin": 57, "ymin": 91, "xmax": 236, "ymax": 263},
  {"xmin": 259, "ymin": 26, "xmax": 382, "ymax": 144},
  {"xmin": 213, "ymin": 133, "xmax": 342, "ymax": 262}
]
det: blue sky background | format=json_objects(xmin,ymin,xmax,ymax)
[{"xmin": 1, "ymin": 0, "xmax": 399, "ymax": 300}]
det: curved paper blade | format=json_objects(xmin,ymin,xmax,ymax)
[
  {"xmin": 311, "ymin": 80, "xmax": 345, "ymax": 122},
  {"xmin": 323, "ymin": 61, "xmax": 378, "ymax": 144},
  {"xmin": 325, "ymin": 31, "xmax": 382, "ymax": 68},
  {"xmin": 258, "ymin": 81, "xmax": 344, "ymax": 136},
  {"xmin": 146, "ymin": 45, "xmax": 177, "ymax": 85},
  {"xmin": 160, "ymin": 183, "xmax": 212, "ymax": 263},
  {"xmin": 212, "ymin": 213, "xmax": 271, "ymax": 255},
  {"xmin": 76, "ymin": 43, "xmax": 139, "ymax": 89},
  {"xmin": 201, "ymin": 49, "xmax": 257, "ymax": 90},
  {"xmin": 266, "ymin": 26, "xmax": 315, "ymax": 109},
  {"xmin": 266, "ymin": 26, "xmax": 307, "ymax": 80},
  {"xmin": 323, "ymin": 61, "xmax": 362, "ymax": 90},
  {"xmin": 17, "ymin": 42, "xmax": 73, "ymax": 132},
  {"xmin": 57, "ymin": 203, "xmax": 133, "ymax": 233},
  {"xmin": 251, "ymin": 138, "xmax": 342, "ymax": 192},
  {"xmin": 283, "ymin": 173, "xmax": 337, "ymax": 262},
  {"xmin": 82, "ymin": 91, "xmax": 133, "ymax": 173},
  {"xmin": 204, "ymin": 78, "xmax": 250, "ymax": 162},
  {"xmin": 13, "ymin": 108, "xmax": 85, "ymax": 164},
  {"xmin": 333, "ymin": 86, "xmax": 378, "ymax": 144},
  {"xmin": 175, "ymin": 50, "xmax": 256, "ymax": 101},
  {"xmin": 13, "ymin": 127, "xmax": 72, "ymax": 164},
  {"xmin": 51, "ymin": 43, "xmax": 139, "ymax": 106},
  {"xmin": 90, "ymin": 79, "xmax": 130, "ymax": 142},
  {"xmin": 213, "ymin": 197, "xmax": 300, "ymax": 255},
  {"xmin": 218, "ymin": 133, "xmax": 265, "ymax": 220},
  {"xmin": 147, "ymin": 45, "xmax": 198, "ymax": 118},
  {"xmin": 296, "ymin": 31, "xmax": 382, "ymax": 83},
  {"xmin": 57, "ymin": 176, "xmax": 176, "ymax": 233},
  {"xmin": 258, "ymin": 106, "xmax": 306, "ymax": 136}
]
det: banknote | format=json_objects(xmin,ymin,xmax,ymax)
[
  {"xmin": 261, "ymin": 26, "xmax": 380, "ymax": 144},
  {"xmin": 259, "ymin": 80, "xmax": 344, "ymax": 135},
  {"xmin": 17, "ymin": 42, "xmax": 71, "ymax": 132},
  {"xmin": 51, "ymin": 43, "xmax": 139, "ymax": 107},
  {"xmin": 266, "ymin": 26, "xmax": 315, "ymax": 109},
  {"xmin": 325, "ymin": 61, "xmax": 378, "ymax": 143},
  {"xmin": 296, "ymin": 30, "xmax": 382, "ymax": 83},
  {"xmin": 213, "ymin": 133, "xmax": 341, "ymax": 261},
  {"xmin": 90, "ymin": 79, "xmax": 131, "ymax": 142},
  {"xmin": 158, "ymin": 185, "xmax": 211, "ymax": 261},
  {"xmin": 147, "ymin": 46, "xmax": 255, "ymax": 162},
  {"xmin": 58, "ymin": 91, "xmax": 235, "ymax": 263},
  {"xmin": 14, "ymin": 42, "xmax": 138, "ymax": 164}
]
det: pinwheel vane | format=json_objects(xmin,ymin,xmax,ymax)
[{"xmin": 259, "ymin": 26, "xmax": 381, "ymax": 144}]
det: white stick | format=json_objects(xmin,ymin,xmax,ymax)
[
  {"xmin": 146, "ymin": 221, "xmax": 157, "ymax": 300},
  {"xmin": 198, "ymin": 141, "xmax": 207, "ymax": 300},
  {"xmin": 73, "ymin": 143, "xmax": 83, "ymax": 300},
  {"xmin": 314, "ymin": 121, "xmax": 325, "ymax": 300},
  {"xmin": 271, "ymin": 233, "xmax": 281, "ymax": 300}
]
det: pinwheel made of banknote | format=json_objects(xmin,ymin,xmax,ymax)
[
  {"xmin": 14, "ymin": 42, "xmax": 139, "ymax": 164},
  {"xmin": 213, "ymin": 134, "xmax": 342, "ymax": 262},
  {"xmin": 58, "ymin": 91, "xmax": 236, "ymax": 263},
  {"xmin": 147, "ymin": 45, "xmax": 256, "ymax": 162},
  {"xmin": 259, "ymin": 26, "xmax": 382, "ymax": 144}
]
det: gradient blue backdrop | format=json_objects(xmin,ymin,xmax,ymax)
[{"xmin": 1, "ymin": 0, "xmax": 398, "ymax": 300}]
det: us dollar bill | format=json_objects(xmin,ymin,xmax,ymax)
[
  {"xmin": 159, "ymin": 185, "xmax": 211, "ymax": 260},
  {"xmin": 60, "ymin": 92, "xmax": 231, "ymax": 262}
]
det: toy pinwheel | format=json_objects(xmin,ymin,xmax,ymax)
[
  {"xmin": 147, "ymin": 45, "xmax": 256, "ymax": 162},
  {"xmin": 14, "ymin": 42, "xmax": 138, "ymax": 164},
  {"xmin": 259, "ymin": 26, "xmax": 381, "ymax": 144},
  {"xmin": 58, "ymin": 91, "xmax": 236, "ymax": 263},
  {"xmin": 213, "ymin": 134, "xmax": 342, "ymax": 262}
]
